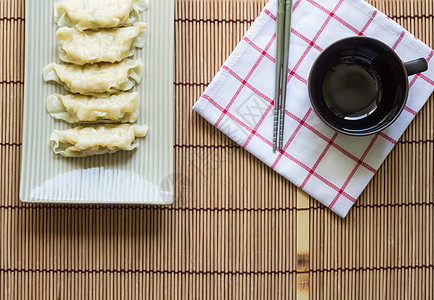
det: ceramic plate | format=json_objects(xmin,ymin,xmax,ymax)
[{"xmin": 20, "ymin": 0, "xmax": 174, "ymax": 204}]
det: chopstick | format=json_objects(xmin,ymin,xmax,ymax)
[
  {"xmin": 279, "ymin": 0, "xmax": 293, "ymax": 150},
  {"xmin": 273, "ymin": 0, "xmax": 293, "ymax": 152},
  {"xmin": 273, "ymin": 0, "xmax": 285, "ymax": 152}
]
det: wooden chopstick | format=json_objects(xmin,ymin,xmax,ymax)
[{"xmin": 273, "ymin": 0, "xmax": 293, "ymax": 152}]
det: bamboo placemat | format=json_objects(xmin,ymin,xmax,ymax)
[{"xmin": 1, "ymin": 0, "xmax": 433, "ymax": 298}]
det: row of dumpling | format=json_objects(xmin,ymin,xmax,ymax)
[{"xmin": 43, "ymin": 0, "xmax": 149, "ymax": 158}]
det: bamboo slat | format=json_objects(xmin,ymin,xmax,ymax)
[{"xmin": 1, "ymin": 0, "xmax": 433, "ymax": 298}]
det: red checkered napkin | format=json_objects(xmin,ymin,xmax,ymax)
[{"xmin": 192, "ymin": 0, "xmax": 434, "ymax": 217}]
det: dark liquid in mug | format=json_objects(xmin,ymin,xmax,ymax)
[{"xmin": 322, "ymin": 60, "xmax": 383, "ymax": 121}]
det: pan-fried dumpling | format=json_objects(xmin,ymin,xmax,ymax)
[
  {"xmin": 50, "ymin": 124, "xmax": 148, "ymax": 157},
  {"xmin": 43, "ymin": 59, "xmax": 143, "ymax": 95},
  {"xmin": 57, "ymin": 23, "xmax": 147, "ymax": 65},
  {"xmin": 55, "ymin": 0, "xmax": 148, "ymax": 31},
  {"xmin": 47, "ymin": 93, "xmax": 139, "ymax": 123}
]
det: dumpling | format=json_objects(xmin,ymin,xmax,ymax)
[
  {"xmin": 57, "ymin": 23, "xmax": 147, "ymax": 65},
  {"xmin": 47, "ymin": 93, "xmax": 139, "ymax": 123},
  {"xmin": 50, "ymin": 124, "xmax": 149, "ymax": 157},
  {"xmin": 43, "ymin": 59, "xmax": 143, "ymax": 95},
  {"xmin": 55, "ymin": 0, "xmax": 148, "ymax": 31}
]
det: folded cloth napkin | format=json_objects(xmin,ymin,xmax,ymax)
[{"xmin": 193, "ymin": 0, "xmax": 434, "ymax": 217}]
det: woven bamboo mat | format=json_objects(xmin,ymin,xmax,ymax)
[{"xmin": 1, "ymin": 0, "xmax": 433, "ymax": 298}]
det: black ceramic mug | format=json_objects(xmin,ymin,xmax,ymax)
[{"xmin": 308, "ymin": 37, "xmax": 428, "ymax": 136}]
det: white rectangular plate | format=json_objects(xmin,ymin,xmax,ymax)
[{"xmin": 20, "ymin": 0, "xmax": 174, "ymax": 204}]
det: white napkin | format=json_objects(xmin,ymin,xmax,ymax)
[{"xmin": 193, "ymin": 0, "xmax": 434, "ymax": 217}]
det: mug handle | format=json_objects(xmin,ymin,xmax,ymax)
[{"xmin": 404, "ymin": 58, "xmax": 428, "ymax": 76}]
